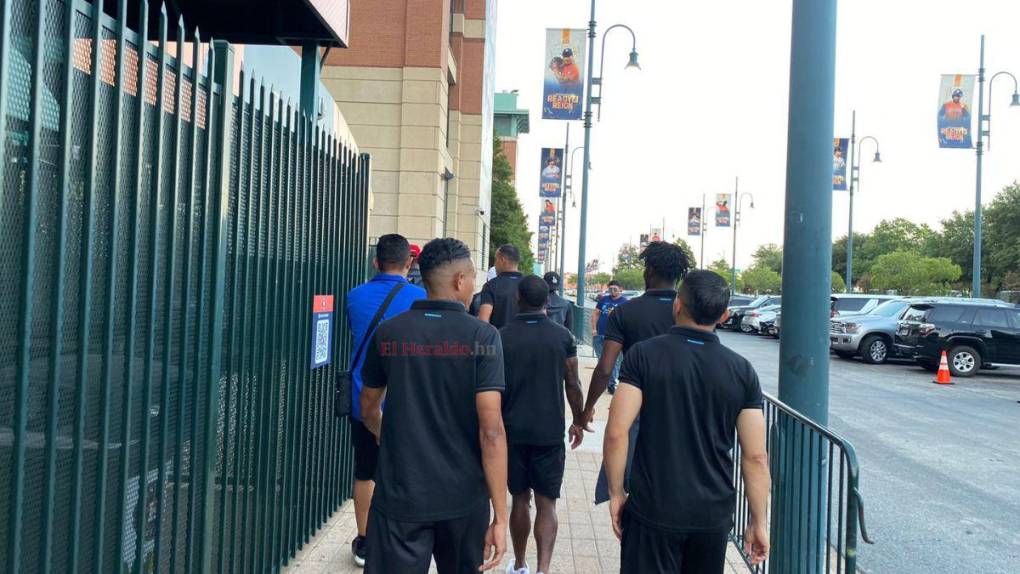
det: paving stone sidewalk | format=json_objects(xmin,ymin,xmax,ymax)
[{"xmin": 284, "ymin": 355, "xmax": 751, "ymax": 574}]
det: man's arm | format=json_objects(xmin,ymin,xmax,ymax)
[
  {"xmin": 478, "ymin": 303, "xmax": 494, "ymax": 323},
  {"xmin": 477, "ymin": 391, "xmax": 508, "ymax": 571},
  {"xmin": 582, "ymin": 339, "xmax": 622, "ymax": 423},
  {"xmin": 737, "ymin": 408, "xmax": 771, "ymax": 565},
  {"xmin": 564, "ymin": 356, "xmax": 585, "ymax": 448},
  {"xmin": 590, "ymin": 307, "xmax": 600, "ymax": 335},
  {"xmin": 604, "ymin": 383, "xmax": 642, "ymax": 539},
  {"xmin": 360, "ymin": 387, "xmax": 386, "ymax": 439}
]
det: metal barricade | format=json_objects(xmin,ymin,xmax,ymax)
[{"xmin": 730, "ymin": 393, "xmax": 874, "ymax": 573}]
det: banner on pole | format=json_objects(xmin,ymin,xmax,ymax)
[
  {"xmin": 937, "ymin": 74, "xmax": 975, "ymax": 149},
  {"xmin": 715, "ymin": 194, "xmax": 732, "ymax": 227},
  {"xmin": 688, "ymin": 207, "xmax": 702, "ymax": 236},
  {"xmin": 539, "ymin": 148, "xmax": 564, "ymax": 198},
  {"xmin": 540, "ymin": 199, "xmax": 557, "ymax": 227},
  {"xmin": 542, "ymin": 28, "xmax": 587, "ymax": 120},
  {"xmin": 833, "ymin": 138, "xmax": 849, "ymax": 190},
  {"xmin": 639, "ymin": 234, "xmax": 649, "ymax": 249}
]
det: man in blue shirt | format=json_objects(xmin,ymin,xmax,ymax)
[
  {"xmin": 345, "ymin": 234, "xmax": 427, "ymax": 566},
  {"xmin": 591, "ymin": 280, "xmax": 628, "ymax": 393}
]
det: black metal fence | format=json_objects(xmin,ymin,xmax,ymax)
[
  {"xmin": 0, "ymin": 0, "xmax": 370, "ymax": 571},
  {"xmin": 730, "ymin": 392, "xmax": 874, "ymax": 573}
]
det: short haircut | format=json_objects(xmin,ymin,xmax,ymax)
[
  {"xmin": 607, "ymin": 280, "xmax": 622, "ymax": 288},
  {"xmin": 679, "ymin": 270, "xmax": 731, "ymax": 326},
  {"xmin": 641, "ymin": 241, "xmax": 692, "ymax": 285},
  {"xmin": 497, "ymin": 244, "xmax": 520, "ymax": 264},
  {"xmin": 376, "ymin": 234, "xmax": 411, "ymax": 270},
  {"xmin": 418, "ymin": 237, "xmax": 472, "ymax": 287},
  {"xmin": 518, "ymin": 275, "xmax": 549, "ymax": 310}
]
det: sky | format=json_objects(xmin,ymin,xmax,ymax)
[{"xmin": 493, "ymin": 0, "xmax": 1020, "ymax": 275}]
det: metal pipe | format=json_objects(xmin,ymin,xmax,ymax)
[
  {"xmin": 576, "ymin": 0, "xmax": 597, "ymax": 309},
  {"xmin": 974, "ymin": 35, "xmax": 985, "ymax": 297}
]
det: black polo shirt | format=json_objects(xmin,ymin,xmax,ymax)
[
  {"xmin": 360, "ymin": 299, "xmax": 505, "ymax": 522},
  {"xmin": 545, "ymin": 291, "xmax": 574, "ymax": 331},
  {"xmin": 480, "ymin": 271, "xmax": 524, "ymax": 328},
  {"xmin": 500, "ymin": 313, "xmax": 577, "ymax": 445},
  {"xmin": 604, "ymin": 288, "xmax": 677, "ymax": 353},
  {"xmin": 619, "ymin": 326, "xmax": 763, "ymax": 532}
]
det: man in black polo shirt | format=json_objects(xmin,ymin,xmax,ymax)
[
  {"xmin": 359, "ymin": 238, "xmax": 508, "ymax": 573},
  {"xmin": 605, "ymin": 270, "xmax": 771, "ymax": 572},
  {"xmin": 500, "ymin": 276, "xmax": 586, "ymax": 574},
  {"xmin": 581, "ymin": 241, "xmax": 692, "ymax": 504},
  {"xmin": 478, "ymin": 244, "xmax": 524, "ymax": 328}
]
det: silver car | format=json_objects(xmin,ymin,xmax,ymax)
[
  {"xmin": 830, "ymin": 299, "xmax": 912, "ymax": 364},
  {"xmin": 741, "ymin": 304, "xmax": 782, "ymax": 334}
]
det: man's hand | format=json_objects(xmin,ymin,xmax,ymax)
[
  {"xmin": 568, "ymin": 424, "xmax": 585, "ymax": 449},
  {"xmin": 581, "ymin": 408, "xmax": 596, "ymax": 432},
  {"xmin": 743, "ymin": 521, "xmax": 770, "ymax": 565},
  {"xmin": 479, "ymin": 518, "xmax": 507, "ymax": 571},
  {"xmin": 609, "ymin": 494, "xmax": 627, "ymax": 541}
]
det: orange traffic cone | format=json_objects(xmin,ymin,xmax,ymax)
[{"xmin": 933, "ymin": 350, "xmax": 953, "ymax": 385}]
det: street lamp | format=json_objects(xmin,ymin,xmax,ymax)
[
  {"xmin": 575, "ymin": 0, "xmax": 640, "ymax": 309},
  {"xmin": 972, "ymin": 35, "xmax": 1020, "ymax": 297},
  {"xmin": 730, "ymin": 180, "xmax": 754, "ymax": 291},
  {"xmin": 846, "ymin": 110, "xmax": 882, "ymax": 293}
]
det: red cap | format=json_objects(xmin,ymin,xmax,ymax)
[{"xmin": 409, "ymin": 243, "xmax": 421, "ymax": 258}]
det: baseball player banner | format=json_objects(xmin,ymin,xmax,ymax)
[
  {"xmin": 938, "ymin": 74, "xmax": 975, "ymax": 149},
  {"xmin": 539, "ymin": 148, "xmax": 564, "ymax": 198},
  {"xmin": 715, "ymin": 194, "xmax": 732, "ymax": 227},
  {"xmin": 542, "ymin": 29, "xmax": 587, "ymax": 120},
  {"xmin": 833, "ymin": 138, "xmax": 849, "ymax": 190},
  {"xmin": 687, "ymin": 207, "xmax": 702, "ymax": 236}
]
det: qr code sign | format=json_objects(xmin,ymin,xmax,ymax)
[{"xmin": 314, "ymin": 319, "xmax": 330, "ymax": 364}]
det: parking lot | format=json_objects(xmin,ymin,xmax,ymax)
[{"xmin": 720, "ymin": 329, "xmax": 1020, "ymax": 574}]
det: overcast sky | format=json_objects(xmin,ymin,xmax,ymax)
[{"xmin": 493, "ymin": 0, "xmax": 1020, "ymax": 274}]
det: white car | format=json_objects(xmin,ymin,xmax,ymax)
[{"xmin": 741, "ymin": 304, "xmax": 782, "ymax": 334}]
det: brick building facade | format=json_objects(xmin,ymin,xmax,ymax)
[{"xmin": 322, "ymin": 0, "xmax": 497, "ymax": 274}]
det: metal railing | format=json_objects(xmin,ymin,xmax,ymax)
[
  {"xmin": 730, "ymin": 392, "xmax": 874, "ymax": 573},
  {"xmin": 0, "ymin": 0, "xmax": 370, "ymax": 571}
]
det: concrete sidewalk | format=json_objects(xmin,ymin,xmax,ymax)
[{"xmin": 283, "ymin": 356, "xmax": 751, "ymax": 573}]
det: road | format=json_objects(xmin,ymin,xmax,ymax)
[{"xmin": 719, "ymin": 330, "xmax": 1020, "ymax": 574}]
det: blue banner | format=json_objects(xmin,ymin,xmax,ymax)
[
  {"xmin": 539, "ymin": 148, "xmax": 564, "ymax": 198},
  {"xmin": 938, "ymin": 74, "xmax": 975, "ymax": 149},
  {"xmin": 542, "ymin": 29, "xmax": 587, "ymax": 120},
  {"xmin": 833, "ymin": 138, "xmax": 849, "ymax": 190}
]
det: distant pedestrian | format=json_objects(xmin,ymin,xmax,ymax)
[
  {"xmin": 344, "ymin": 234, "xmax": 427, "ymax": 566},
  {"xmin": 499, "ymin": 276, "xmax": 586, "ymax": 574},
  {"xmin": 478, "ymin": 244, "xmax": 524, "ymax": 328},
  {"xmin": 585, "ymin": 241, "xmax": 692, "ymax": 504},
  {"xmin": 542, "ymin": 272, "xmax": 573, "ymax": 332},
  {"xmin": 407, "ymin": 243, "xmax": 423, "ymax": 286},
  {"xmin": 604, "ymin": 270, "xmax": 770, "ymax": 572},
  {"xmin": 359, "ymin": 238, "xmax": 508, "ymax": 573},
  {"xmin": 591, "ymin": 280, "xmax": 628, "ymax": 393}
]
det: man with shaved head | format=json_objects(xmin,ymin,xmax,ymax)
[{"xmin": 359, "ymin": 237, "xmax": 509, "ymax": 573}]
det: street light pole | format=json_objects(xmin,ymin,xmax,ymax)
[
  {"xmin": 731, "ymin": 179, "xmax": 754, "ymax": 292},
  {"xmin": 972, "ymin": 35, "xmax": 1020, "ymax": 297},
  {"xmin": 847, "ymin": 115, "xmax": 882, "ymax": 293},
  {"xmin": 575, "ymin": 0, "xmax": 639, "ymax": 308}
]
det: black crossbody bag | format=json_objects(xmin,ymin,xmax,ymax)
[{"xmin": 334, "ymin": 283, "xmax": 405, "ymax": 418}]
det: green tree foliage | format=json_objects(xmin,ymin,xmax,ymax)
[
  {"xmin": 832, "ymin": 232, "xmax": 869, "ymax": 283},
  {"xmin": 489, "ymin": 134, "xmax": 534, "ymax": 271},
  {"xmin": 741, "ymin": 265, "xmax": 782, "ymax": 294},
  {"xmin": 923, "ymin": 210, "xmax": 973, "ymax": 281},
  {"xmin": 707, "ymin": 258, "xmax": 744, "ymax": 292},
  {"xmin": 751, "ymin": 243, "xmax": 783, "ymax": 274},
  {"xmin": 615, "ymin": 243, "xmax": 641, "ymax": 271},
  {"xmin": 984, "ymin": 183, "xmax": 1020, "ymax": 292},
  {"xmin": 831, "ymin": 271, "xmax": 846, "ymax": 293},
  {"xmin": 614, "ymin": 268, "xmax": 645, "ymax": 290},
  {"xmin": 589, "ymin": 272, "xmax": 611, "ymax": 288},
  {"xmin": 673, "ymin": 238, "xmax": 698, "ymax": 270},
  {"xmin": 870, "ymin": 251, "xmax": 961, "ymax": 295}
]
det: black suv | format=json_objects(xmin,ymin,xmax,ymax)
[{"xmin": 895, "ymin": 301, "xmax": 1020, "ymax": 377}]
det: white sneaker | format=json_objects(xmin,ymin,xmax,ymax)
[{"xmin": 505, "ymin": 560, "xmax": 530, "ymax": 574}]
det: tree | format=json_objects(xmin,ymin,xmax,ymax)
[
  {"xmin": 673, "ymin": 237, "xmax": 698, "ymax": 269},
  {"xmin": 924, "ymin": 210, "xmax": 973, "ymax": 286},
  {"xmin": 489, "ymin": 134, "xmax": 534, "ymax": 270},
  {"xmin": 614, "ymin": 268, "xmax": 645, "ymax": 290},
  {"xmin": 870, "ymin": 251, "xmax": 961, "ymax": 295},
  {"xmin": 858, "ymin": 218, "xmax": 934, "ymax": 266},
  {"xmin": 615, "ymin": 243, "xmax": 641, "ymax": 272},
  {"xmin": 831, "ymin": 271, "xmax": 846, "ymax": 293},
  {"xmin": 751, "ymin": 243, "xmax": 783, "ymax": 274},
  {"xmin": 983, "ymin": 182, "xmax": 1020, "ymax": 292},
  {"xmin": 589, "ymin": 272, "xmax": 611, "ymax": 289},
  {"xmin": 832, "ymin": 232, "xmax": 870, "ymax": 285},
  {"xmin": 741, "ymin": 265, "xmax": 782, "ymax": 294},
  {"xmin": 707, "ymin": 258, "xmax": 744, "ymax": 292}
]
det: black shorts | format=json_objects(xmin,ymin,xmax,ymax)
[
  {"xmin": 350, "ymin": 419, "xmax": 379, "ymax": 481},
  {"xmin": 620, "ymin": 508, "xmax": 728, "ymax": 574},
  {"xmin": 364, "ymin": 503, "xmax": 490, "ymax": 574},
  {"xmin": 508, "ymin": 442, "xmax": 565, "ymax": 500}
]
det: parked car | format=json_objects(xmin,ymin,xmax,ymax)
[
  {"xmin": 621, "ymin": 290, "xmax": 643, "ymax": 299},
  {"xmin": 741, "ymin": 304, "xmax": 782, "ymax": 334},
  {"xmin": 830, "ymin": 298, "xmax": 912, "ymax": 364},
  {"xmin": 830, "ymin": 294, "xmax": 899, "ymax": 318},
  {"xmin": 895, "ymin": 300, "xmax": 1020, "ymax": 377},
  {"xmin": 729, "ymin": 295, "xmax": 755, "ymax": 308},
  {"xmin": 724, "ymin": 295, "xmax": 781, "ymax": 330}
]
